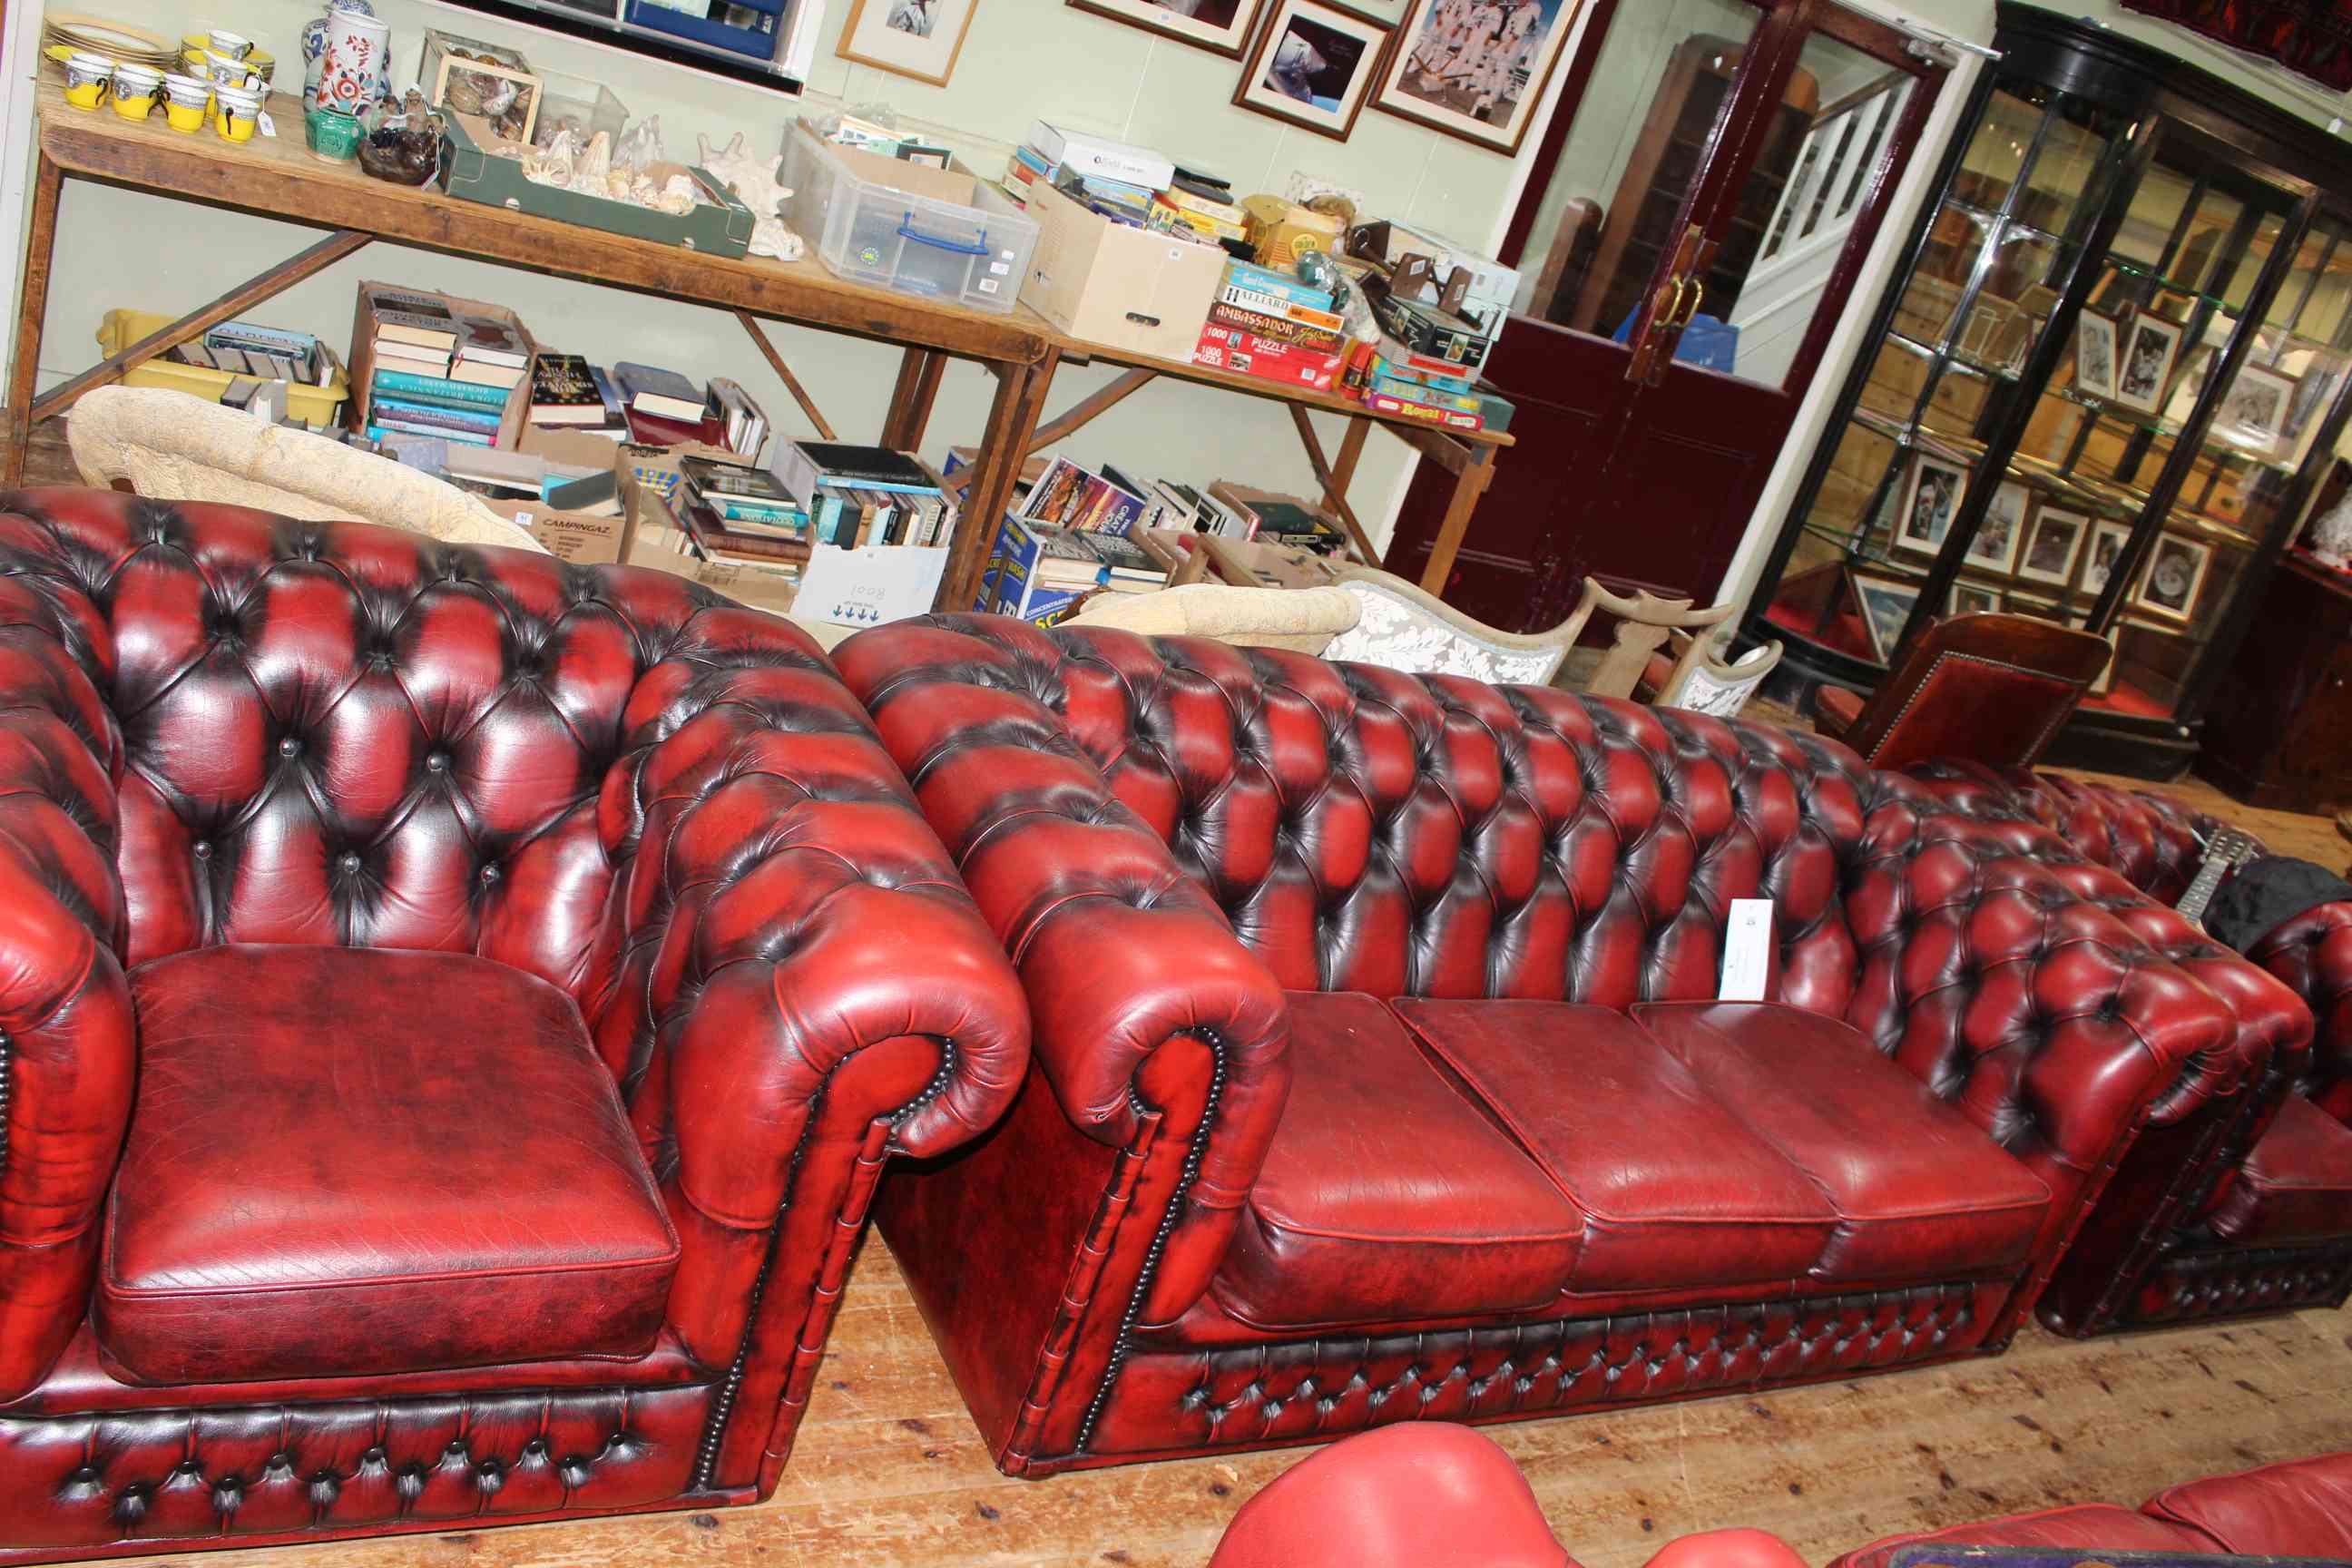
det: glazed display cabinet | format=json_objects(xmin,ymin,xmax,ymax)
[{"xmin": 1747, "ymin": 5, "xmax": 2352, "ymax": 776}]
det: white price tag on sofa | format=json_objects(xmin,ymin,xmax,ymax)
[{"xmin": 1720, "ymin": 898, "xmax": 1774, "ymax": 1002}]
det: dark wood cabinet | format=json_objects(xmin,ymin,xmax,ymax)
[{"xmin": 2197, "ymin": 553, "xmax": 2352, "ymax": 814}]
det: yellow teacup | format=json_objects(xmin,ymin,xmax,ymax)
[
  {"xmin": 212, "ymin": 86, "xmax": 259, "ymax": 142},
  {"xmin": 111, "ymin": 65, "xmax": 162, "ymax": 119},
  {"xmin": 63, "ymin": 53, "xmax": 113, "ymax": 110},
  {"xmin": 163, "ymin": 96, "xmax": 205, "ymax": 131}
]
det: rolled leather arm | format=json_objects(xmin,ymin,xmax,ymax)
[
  {"xmin": 592, "ymin": 612, "xmax": 1031, "ymax": 1362},
  {"xmin": 0, "ymin": 556, "xmax": 137, "ymax": 1402},
  {"xmin": 2249, "ymin": 900, "xmax": 2352, "ymax": 1124},
  {"xmin": 835, "ymin": 621, "xmax": 1291, "ymax": 1305}
]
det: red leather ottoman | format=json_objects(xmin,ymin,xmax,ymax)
[{"xmin": 97, "ymin": 946, "xmax": 679, "ymax": 1384}]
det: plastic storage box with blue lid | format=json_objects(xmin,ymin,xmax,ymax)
[{"xmin": 779, "ymin": 122, "xmax": 1038, "ymax": 315}]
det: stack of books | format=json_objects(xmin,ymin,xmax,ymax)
[
  {"xmin": 976, "ymin": 512, "xmax": 1171, "ymax": 623},
  {"xmin": 672, "ymin": 456, "xmax": 810, "ymax": 590},
  {"xmin": 359, "ymin": 286, "xmax": 526, "ymax": 448},
  {"xmin": 1017, "ymin": 456, "xmax": 1149, "ymax": 534},
  {"xmin": 527, "ymin": 353, "xmax": 624, "ymax": 435},
  {"xmin": 603, "ymin": 364, "xmax": 769, "ymax": 459},
  {"xmin": 706, "ymin": 377, "xmax": 768, "ymax": 461},
  {"xmin": 1206, "ymin": 483, "xmax": 1347, "ymax": 555},
  {"xmin": 1193, "ymin": 260, "xmax": 1348, "ymax": 393},
  {"xmin": 167, "ymin": 320, "xmax": 338, "ymax": 387},
  {"xmin": 772, "ymin": 441, "xmax": 959, "ymax": 549}
]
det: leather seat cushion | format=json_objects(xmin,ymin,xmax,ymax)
[
  {"xmin": 99, "ymin": 945, "xmax": 681, "ymax": 1384},
  {"xmin": 1211, "ymin": 993, "xmax": 1585, "ymax": 1330},
  {"xmin": 1632, "ymin": 1002, "xmax": 2051, "ymax": 1282},
  {"xmin": 1391, "ymin": 998, "xmax": 1839, "ymax": 1294},
  {"xmin": 2210, "ymin": 1094, "xmax": 2352, "ymax": 1247},
  {"xmin": 2144, "ymin": 1451, "xmax": 2352, "ymax": 1555},
  {"xmin": 1827, "ymin": 1504, "xmax": 2211, "ymax": 1568}
]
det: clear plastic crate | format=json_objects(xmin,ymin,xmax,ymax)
[{"xmin": 779, "ymin": 123, "xmax": 1037, "ymax": 315}]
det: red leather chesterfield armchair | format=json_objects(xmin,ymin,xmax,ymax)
[
  {"xmin": 834, "ymin": 615, "xmax": 2264, "ymax": 1477},
  {"xmin": 0, "ymin": 489, "xmax": 1028, "ymax": 1563},
  {"xmin": 1902, "ymin": 760, "xmax": 2352, "ymax": 1335}
]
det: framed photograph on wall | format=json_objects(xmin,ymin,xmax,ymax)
[
  {"xmin": 2018, "ymin": 505, "xmax": 2087, "ymax": 586},
  {"xmin": 1370, "ymin": 0, "xmax": 1586, "ymax": 155},
  {"xmin": 2074, "ymin": 311, "xmax": 2118, "ymax": 400},
  {"xmin": 2115, "ymin": 313, "xmax": 2183, "ymax": 414},
  {"xmin": 1965, "ymin": 480, "xmax": 2029, "ymax": 573},
  {"xmin": 1949, "ymin": 581, "xmax": 2003, "ymax": 617},
  {"xmin": 2133, "ymin": 532, "xmax": 2213, "ymax": 623},
  {"xmin": 1893, "ymin": 454, "xmax": 1967, "ymax": 560},
  {"xmin": 1234, "ymin": 0, "xmax": 1393, "ymax": 140},
  {"xmin": 1850, "ymin": 572, "xmax": 1923, "ymax": 663},
  {"xmin": 838, "ymin": 0, "xmax": 982, "ymax": 83},
  {"xmin": 1066, "ymin": 0, "xmax": 1265, "ymax": 57},
  {"xmin": 2082, "ymin": 519, "xmax": 2133, "ymax": 596}
]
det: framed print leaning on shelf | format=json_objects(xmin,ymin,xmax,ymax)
[
  {"xmin": 1371, "ymin": 0, "xmax": 1585, "ymax": 154},
  {"xmin": 2075, "ymin": 311, "xmax": 2118, "ymax": 399},
  {"xmin": 2115, "ymin": 313, "xmax": 2183, "ymax": 414},
  {"xmin": 1235, "ymin": 0, "xmax": 1393, "ymax": 139},
  {"xmin": 2133, "ymin": 532, "xmax": 2212, "ymax": 623},
  {"xmin": 1965, "ymin": 480, "xmax": 2028, "ymax": 573},
  {"xmin": 2281, "ymin": 358, "xmax": 2344, "ymax": 470},
  {"xmin": 1850, "ymin": 572, "xmax": 1923, "ymax": 663},
  {"xmin": 2211, "ymin": 361, "xmax": 2296, "ymax": 452},
  {"xmin": 2082, "ymin": 518, "xmax": 2133, "ymax": 596},
  {"xmin": 838, "ymin": 0, "xmax": 981, "ymax": 83},
  {"xmin": 1067, "ymin": 0, "xmax": 1264, "ymax": 57},
  {"xmin": 1949, "ymin": 581, "xmax": 2003, "ymax": 616},
  {"xmin": 2019, "ymin": 505, "xmax": 2088, "ymax": 586},
  {"xmin": 1894, "ymin": 454, "xmax": 1967, "ymax": 560}
]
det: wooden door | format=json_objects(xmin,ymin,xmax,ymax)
[{"xmin": 1386, "ymin": 0, "xmax": 1943, "ymax": 631}]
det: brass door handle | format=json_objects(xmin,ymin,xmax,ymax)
[
  {"xmin": 1678, "ymin": 279, "xmax": 1708, "ymax": 328},
  {"xmin": 1653, "ymin": 274, "xmax": 1690, "ymax": 331}
]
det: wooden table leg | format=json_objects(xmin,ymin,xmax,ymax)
[
  {"xmin": 29, "ymin": 229, "xmax": 371, "ymax": 426},
  {"xmin": 737, "ymin": 311, "xmax": 838, "ymax": 441},
  {"xmin": 5, "ymin": 152, "xmax": 64, "ymax": 486},
  {"xmin": 1289, "ymin": 406, "xmax": 1380, "ymax": 565},
  {"xmin": 1419, "ymin": 440, "xmax": 1497, "ymax": 597},
  {"xmin": 882, "ymin": 348, "xmax": 946, "ymax": 452},
  {"xmin": 941, "ymin": 350, "xmax": 1055, "ymax": 611}
]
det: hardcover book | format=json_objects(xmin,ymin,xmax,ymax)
[
  {"xmin": 528, "ymin": 355, "xmax": 607, "ymax": 424},
  {"xmin": 612, "ymin": 362, "xmax": 708, "ymax": 422}
]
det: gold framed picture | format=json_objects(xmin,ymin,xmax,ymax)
[{"xmin": 837, "ymin": 0, "xmax": 981, "ymax": 84}]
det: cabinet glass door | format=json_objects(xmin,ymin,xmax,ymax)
[{"xmin": 1757, "ymin": 86, "xmax": 2133, "ymax": 666}]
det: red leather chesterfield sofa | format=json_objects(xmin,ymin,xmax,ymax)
[
  {"xmin": 1903, "ymin": 761, "xmax": 2352, "ymax": 1335},
  {"xmin": 0, "ymin": 490, "xmax": 1028, "ymax": 1563},
  {"xmin": 832, "ymin": 615, "xmax": 2280, "ymax": 1477}
]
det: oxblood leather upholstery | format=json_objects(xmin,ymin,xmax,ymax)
[
  {"xmin": 1209, "ymin": 1424, "xmax": 1573, "ymax": 1568},
  {"xmin": 98, "ymin": 946, "xmax": 680, "ymax": 1384},
  {"xmin": 835, "ymin": 615, "xmax": 2255, "ymax": 1476},
  {"xmin": 2143, "ymin": 1451, "xmax": 2352, "ymax": 1556},
  {"xmin": 0, "ymin": 489, "xmax": 1028, "ymax": 1563},
  {"xmin": 1898, "ymin": 760, "xmax": 2352, "ymax": 1337}
]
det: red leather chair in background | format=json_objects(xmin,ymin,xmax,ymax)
[
  {"xmin": 1901, "ymin": 760, "xmax": 2352, "ymax": 1337},
  {"xmin": 1812, "ymin": 613, "xmax": 2112, "ymax": 772},
  {"xmin": 832, "ymin": 615, "xmax": 2292, "ymax": 1479},
  {"xmin": 0, "ymin": 489, "xmax": 1029, "ymax": 1563}
]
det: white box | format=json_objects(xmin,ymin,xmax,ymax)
[{"xmin": 1027, "ymin": 120, "xmax": 1173, "ymax": 192}]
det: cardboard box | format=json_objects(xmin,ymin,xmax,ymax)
[
  {"xmin": 348, "ymin": 280, "xmax": 537, "ymax": 450},
  {"xmin": 510, "ymin": 500, "xmax": 628, "ymax": 564},
  {"xmin": 1022, "ymin": 181, "xmax": 1228, "ymax": 361},
  {"xmin": 420, "ymin": 30, "xmax": 542, "ymax": 144}
]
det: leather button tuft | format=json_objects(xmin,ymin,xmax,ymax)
[
  {"xmin": 191, "ymin": 841, "xmax": 211, "ymax": 859},
  {"xmin": 278, "ymin": 738, "xmax": 301, "ymax": 758},
  {"xmin": 338, "ymin": 853, "xmax": 362, "ymax": 874},
  {"xmin": 480, "ymin": 864, "xmax": 501, "ymax": 884},
  {"xmin": 426, "ymin": 753, "xmax": 450, "ymax": 773}
]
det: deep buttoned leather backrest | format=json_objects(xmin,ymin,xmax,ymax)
[
  {"xmin": 918, "ymin": 616, "xmax": 1877, "ymax": 1010},
  {"xmin": 0, "ymin": 489, "xmax": 822, "ymax": 1012}
]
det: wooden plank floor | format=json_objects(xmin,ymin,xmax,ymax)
[
  {"xmin": 89, "ymin": 1243, "xmax": 2352, "ymax": 1568},
  {"xmin": 11, "ymin": 416, "xmax": 2348, "ymax": 1564}
]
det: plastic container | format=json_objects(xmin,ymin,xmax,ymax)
[
  {"xmin": 532, "ymin": 70, "xmax": 626, "ymax": 147},
  {"xmin": 98, "ymin": 309, "xmax": 349, "ymax": 426},
  {"xmin": 779, "ymin": 122, "xmax": 1037, "ymax": 315}
]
